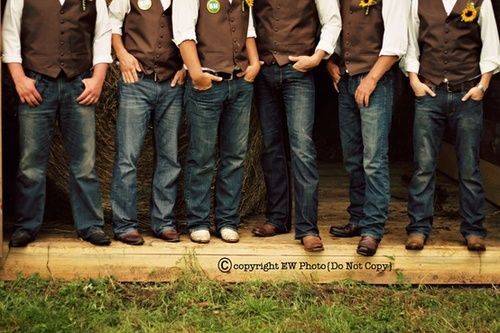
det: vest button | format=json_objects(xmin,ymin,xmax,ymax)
[
  {"xmin": 60, "ymin": 20, "xmax": 64, "ymax": 24},
  {"xmin": 60, "ymin": 10, "xmax": 64, "ymax": 14},
  {"xmin": 160, "ymin": 35, "xmax": 163, "ymax": 38},
  {"xmin": 60, "ymin": 52, "xmax": 64, "ymax": 56},
  {"xmin": 60, "ymin": 62, "xmax": 65, "ymax": 66},
  {"xmin": 273, "ymin": 51, "xmax": 277, "ymax": 54},
  {"xmin": 444, "ymin": 51, "xmax": 448, "ymax": 54},
  {"xmin": 232, "ymin": 28, "xmax": 236, "ymax": 32},
  {"xmin": 444, "ymin": 60, "xmax": 448, "ymax": 64}
]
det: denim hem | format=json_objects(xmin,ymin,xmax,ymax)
[
  {"xmin": 189, "ymin": 226, "xmax": 210, "ymax": 233},
  {"xmin": 360, "ymin": 233, "xmax": 382, "ymax": 241},
  {"xmin": 113, "ymin": 227, "xmax": 140, "ymax": 238},
  {"xmin": 295, "ymin": 232, "xmax": 320, "ymax": 240},
  {"xmin": 462, "ymin": 232, "xmax": 487, "ymax": 239},
  {"xmin": 217, "ymin": 225, "xmax": 238, "ymax": 233},
  {"xmin": 266, "ymin": 220, "xmax": 290, "ymax": 233}
]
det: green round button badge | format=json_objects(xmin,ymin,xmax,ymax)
[{"xmin": 207, "ymin": 0, "xmax": 221, "ymax": 14}]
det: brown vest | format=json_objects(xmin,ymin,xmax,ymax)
[
  {"xmin": 418, "ymin": 0, "xmax": 483, "ymax": 85},
  {"xmin": 196, "ymin": 0, "xmax": 249, "ymax": 73},
  {"xmin": 340, "ymin": 0, "xmax": 384, "ymax": 75},
  {"xmin": 253, "ymin": 0, "xmax": 319, "ymax": 66},
  {"xmin": 21, "ymin": 0, "xmax": 96, "ymax": 79},
  {"xmin": 123, "ymin": 1, "xmax": 182, "ymax": 81}
]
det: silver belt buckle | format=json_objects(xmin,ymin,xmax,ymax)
[{"xmin": 443, "ymin": 78, "xmax": 451, "ymax": 93}]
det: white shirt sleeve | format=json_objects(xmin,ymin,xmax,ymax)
[
  {"xmin": 380, "ymin": 0, "xmax": 410, "ymax": 58},
  {"xmin": 402, "ymin": 0, "xmax": 421, "ymax": 74},
  {"xmin": 315, "ymin": 0, "xmax": 342, "ymax": 58},
  {"xmin": 2, "ymin": 0, "xmax": 24, "ymax": 64},
  {"xmin": 108, "ymin": 0, "xmax": 130, "ymax": 36},
  {"xmin": 478, "ymin": 0, "xmax": 500, "ymax": 74},
  {"xmin": 247, "ymin": 8, "xmax": 257, "ymax": 38},
  {"xmin": 172, "ymin": 0, "xmax": 200, "ymax": 45},
  {"xmin": 93, "ymin": 0, "xmax": 113, "ymax": 65}
]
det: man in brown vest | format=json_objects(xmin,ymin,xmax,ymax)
[
  {"xmin": 2, "ymin": 0, "xmax": 112, "ymax": 246},
  {"xmin": 327, "ymin": 0, "xmax": 409, "ymax": 256},
  {"xmin": 404, "ymin": 0, "xmax": 500, "ymax": 251},
  {"xmin": 108, "ymin": 0, "xmax": 185, "ymax": 245},
  {"xmin": 172, "ymin": 0, "xmax": 260, "ymax": 243},
  {"xmin": 250, "ymin": 1, "xmax": 341, "ymax": 252}
]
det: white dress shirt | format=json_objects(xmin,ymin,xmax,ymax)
[
  {"xmin": 404, "ymin": 0, "xmax": 500, "ymax": 75},
  {"xmin": 109, "ymin": 0, "xmax": 171, "ymax": 35},
  {"xmin": 2, "ymin": 0, "xmax": 112, "ymax": 65},
  {"xmin": 172, "ymin": 0, "xmax": 256, "ymax": 46},
  {"xmin": 310, "ymin": 0, "xmax": 343, "ymax": 58},
  {"xmin": 379, "ymin": 0, "xmax": 410, "ymax": 58}
]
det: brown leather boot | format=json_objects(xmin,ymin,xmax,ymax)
[
  {"xmin": 158, "ymin": 229, "xmax": 180, "ymax": 242},
  {"xmin": 405, "ymin": 233, "xmax": 426, "ymax": 250},
  {"xmin": 465, "ymin": 235, "xmax": 486, "ymax": 252},
  {"xmin": 301, "ymin": 235, "xmax": 324, "ymax": 252},
  {"xmin": 114, "ymin": 230, "xmax": 144, "ymax": 246},
  {"xmin": 356, "ymin": 236, "xmax": 380, "ymax": 256},
  {"xmin": 252, "ymin": 223, "xmax": 285, "ymax": 237}
]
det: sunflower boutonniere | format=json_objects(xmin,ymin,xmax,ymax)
[
  {"xmin": 242, "ymin": 0, "xmax": 254, "ymax": 12},
  {"xmin": 461, "ymin": 1, "xmax": 480, "ymax": 23},
  {"xmin": 359, "ymin": 0, "xmax": 377, "ymax": 16}
]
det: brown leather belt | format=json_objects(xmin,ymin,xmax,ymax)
[{"xmin": 420, "ymin": 77, "xmax": 480, "ymax": 93}]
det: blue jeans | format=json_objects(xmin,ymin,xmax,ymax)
[
  {"xmin": 338, "ymin": 71, "xmax": 394, "ymax": 240},
  {"xmin": 111, "ymin": 76, "xmax": 183, "ymax": 237},
  {"xmin": 184, "ymin": 77, "xmax": 253, "ymax": 232},
  {"xmin": 255, "ymin": 64, "xmax": 319, "ymax": 239},
  {"xmin": 407, "ymin": 88, "xmax": 486, "ymax": 239},
  {"xmin": 15, "ymin": 70, "xmax": 104, "ymax": 236}
]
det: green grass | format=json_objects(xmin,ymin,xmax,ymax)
[{"xmin": 0, "ymin": 274, "xmax": 498, "ymax": 333}]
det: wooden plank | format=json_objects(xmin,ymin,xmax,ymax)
[
  {"xmin": 439, "ymin": 142, "xmax": 500, "ymax": 206},
  {"xmin": 1, "ymin": 162, "xmax": 498, "ymax": 284},
  {"xmin": 1, "ymin": 234, "xmax": 498, "ymax": 284}
]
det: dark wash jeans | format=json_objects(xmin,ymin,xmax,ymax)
[
  {"xmin": 338, "ymin": 71, "xmax": 394, "ymax": 240},
  {"xmin": 15, "ymin": 70, "xmax": 104, "ymax": 237},
  {"xmin": 183, "ymin": 77, "xmax": 253, "ymax": 233},
  {"xmin": 111, "ymin": 76, "xmax": 184, "ymax": 237},
  {"xmin": 255, "ymin": 63, "xmax": 319, "ymax": 239},
  {"xmin": 407, "ymin": 88, "xmax": 486, "ymax": 239}
]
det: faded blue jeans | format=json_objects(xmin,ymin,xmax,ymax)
[
  {"xmin": 255, "ymin": 63, "xmax": 319, "ymax": 239},
  {"xmin": 407, "ymin": 88, "xmax": 486, "ymax": 239},
  {"xmin": 111, "ymin": 76, "xmax": 183, "ymax": 237},
  {"xmin": 184, "ymin": 77, "xmax": 253, "ymax": 233},
  {"xmin": 338, "ymin": 71, "xmax": 394, "ymax": 240},
  {"xmin": 15, "ymin": 70, "xmax": 104, "ymax": 237}
]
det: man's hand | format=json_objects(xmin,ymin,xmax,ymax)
[
  {"xmin": 77, "ymin": 75, "xmax": 105, "ymax": 105},
  {"xmin": 117, "ymin": 50, "xmax": 142, "ymax": 84},
  {"xmin": 410, "ymin": 80, "xmax": 436, "ymax": 97},
  {"xmin": 289, "ymin": 54, "xmax": 322, "ymax": 73},
  {"xmin": 462, "ymin": 86, "xmax": 484, "ymax": 102},
  {"xmin": 237, "ymin": 62, "xmax": 261, "ymax": 82},
  {"xmin": 15, "ymin": 75, "xmax": 42, "ymax": 107},
  {"xmin": 355, "ymin": 76, "xmax": 378, "ymax": 107},
  {"xmin": 326, "ymin": 59, "xmax": 341, "ymax": 92},
  {"xmin": 191, "ymin": 72, "xmax": 222, "ymax": 91},
  {"xmin": 171, "ymin": 69, "xmax": 186, "ymax": 87}
]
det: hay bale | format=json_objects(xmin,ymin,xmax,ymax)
[{"xmin": 46, "ymin": 65, "xmax": 266, "ymax": 226}]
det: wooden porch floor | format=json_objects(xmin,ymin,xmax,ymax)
[{"xmin": 1, "ymin": 163, "xmax": 499, "ymax": 284}]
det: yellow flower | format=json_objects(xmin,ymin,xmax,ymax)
[
  {"xmin": 359, "ymin": 0, "xmax": 377, "ymax": 15},
  {"xmin": 242, "ymin": 0, "xmax": 253, "ymax": 12},
  {"xmin": 359, "ymin": 0, "xmax": 377, "ymax": 8},
  {"xmin": 461, "ymin": 2, "xmax": 479, "ymax": 23}
]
